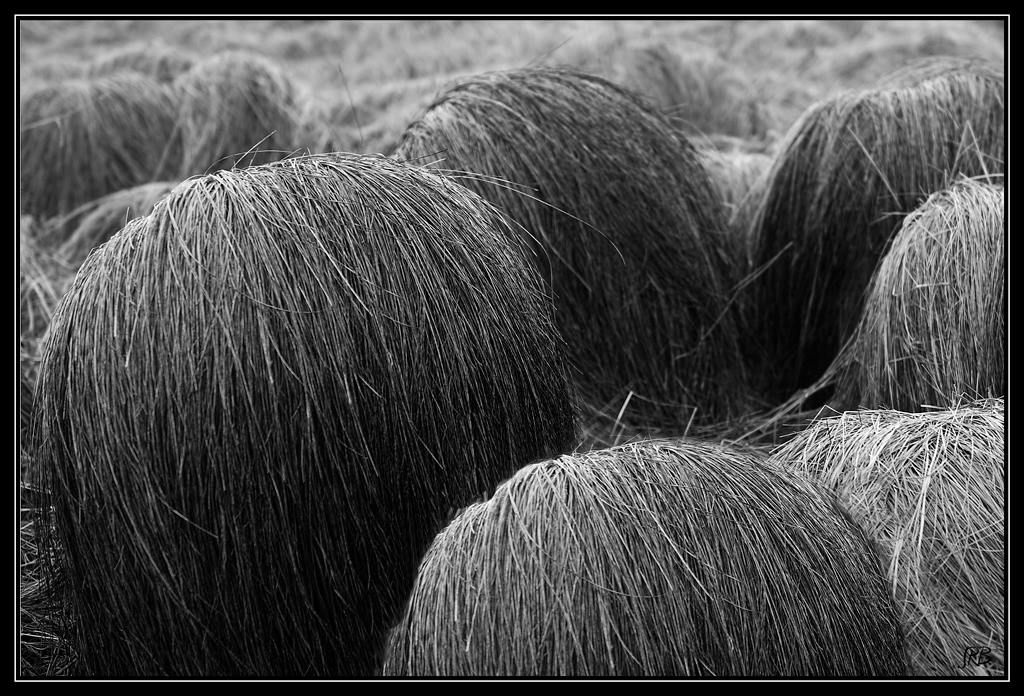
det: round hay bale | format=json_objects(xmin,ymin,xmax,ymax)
[
  {"xmin": 383, "ymin": 438, "xmax": 908, "ymax": 676},
  {"xmin": 30, "ymin": 153, "xmax": 579, "ymax": 676},
  {"xmin": 745, "ymin": 57, "xmax": 1004, "ymax": 402},
  {"xmin": 770, "ymin": 399, "xmax": 1005, "ymax": 676},
  {"xmin": 19, "ymin": 73, "xmax": 181, "ymax": 224},
  {"xmin": 172, "ymin": 50, "xmax": 301, "ymax": 177},
  {"xmin": 391, "ymin": 66, "xmax": 749, "ymax": 429},
  {"xmin": 87, "ymin": 41, "xmax": 195, "ymax": 83},
  {"xmin": 57, "ymin": 180, "xmax": 178, "ymax": 269},
  {"xmin": 829, "ymin": 178, "xmax": 1004, "ymax": 412}
]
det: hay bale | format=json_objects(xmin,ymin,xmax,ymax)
[
  {"xmin": 19, "ymin": 73, "xmax": 181, "ymax": 224},
  {"xmin": 87, "ymin": 41, "xmax": 195, "ymax": 83},
  {"xmin": 57, "ymin": 180, "xmax": 178, "ymax": 269},
  {"xmin": 383, "ymin": 438, "xmax": 908, "ymax": 676},
  {"xmin": 172, "ymin": 50, "xmax": 301, "ymax": 176},
  {"xmin": 391, "ymin": 66, "xmax": 749, "ymax": 429},
  {"xmin": 745, "ymin": 58, "xmax": 1004, "ymax": 402},
  {"xmin": 30, "ymin": 153, "xmax": 579, "ymax": 676},
  {"xmin": 829, "ymin": 179, "xmax": 1004, "ymax": 412},
  {"xmin": 770, "ymin": 399, "xmax": 1005, "ymax": 676}
]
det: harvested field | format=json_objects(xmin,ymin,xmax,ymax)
[{"xmin": 18, "ymin": 18, "xmax": 1007, "ymax": 680}]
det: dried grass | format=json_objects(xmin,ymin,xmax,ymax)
[
  {"xmin": 172, "ymin": 50, "xmax": 301, "ymax": 176},
  {"xmin": 19, "ymin": 217, "xmax": 74, "ymax": 340},
  {"xmin": 88, "ymin": 41, "xmax": 195, "ymax": 83},
  {"xmin": 391, "ymin": 66, "xmax": 749, "ymax": 429},
  {"xmin": 57, "ymin": 181, "xmax": 178, "ymax": 269},
  {"xmin": 19, "ymin": 73, "xmax": 181, "ymax": 225},
  {"xmin": 745, "ymin": 57, "xmax": 1004, "ymax": 402},
  {"xmin": 29, "ymin": 153, "xmax": 579, "ymax": 676},
  {"xmin": 770, "ymin": 399, "xmax": 1005, "ymax": 676},
  {"xmin": 829, "ymin": 178, "xmax": 1004, "ymax": 412},
  {"xmin": 609, "ymin": 43, "xmax": 770, "ymax": 140},
  {"xmin": 384, "ymin": 438, "xmax": 907, "ymax": 676}
]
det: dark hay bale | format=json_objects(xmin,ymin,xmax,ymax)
[
  {"xmin": 745, "ymin": 57, "xmax": 1004, "ymax": 402},
  {"xmin": 172, "ymin": 50, "xmax": 301, "ymax": 176},
  {"xmin": 770, "ymin": 399, "xmax": 1005, "ymax": 676},
  {"xmin": 391, "ymin": 66, "xmax": 749, "ymax": 429},
  {"xmin": 19, "ymin": 73, "xmax": 181, "ymax": 225},
  {"xmin": 30, "ymin": 153, "xmax": 579, "ymax": 676},
  {"xmin": 57, "ymin": 180, "xmax": 178, "ymax": 269},
  {"xmin": 828, "ymin": 178, "xmax": 1004, "ymax": 412},
  {"xmin": 87, "ymin": 41, "xmax": 195, "ymax": 83},
  {"xmin": 383, "ymin": 438, "xmax": 908, "ymax": 676}
]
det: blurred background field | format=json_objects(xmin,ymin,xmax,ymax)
[{"xmin": 19, "ymin": 18, "xmax": 1005, "ymax": 157}]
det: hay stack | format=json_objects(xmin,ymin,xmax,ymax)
[
  {"xmin": 391, "ymin": 66, "xmax": 748, "ymax": 429},
  {"xmin": 30, "ymin": 153, "xmax": 579, "ymax": 676},
  {"xmin": 771, "ymin": 399, "xmax": 1005, "ymax": 676},
  {"xmin": 172, "ymin": 51, "xmax": 300, "ymax": 177},
  {"xmin": 829, "ymin": 178, "xmax": 1004, "ymax": 412},
  {"xmin": 19, "ymin": 73, "xmax": 181, "ymax": 225},
  {"xmin": 87, "ymin": 41, "xmax": 195, "ymax": 83},
  {"xmin": 746, "ymin": 58, "xmax": 1004, "ymax": 402},
  {"xmin": 383, "ymin": 438, "xmax": 907, "ymax": 676},
  {"xmin": 57, "ymin": 180, "xmax": 178, "ymax": 269}
]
